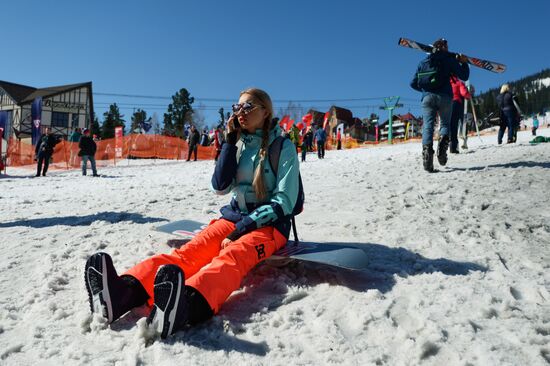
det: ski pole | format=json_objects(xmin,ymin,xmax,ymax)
[{"xmin": 469, "ymin": 98, "xmax": 483, "ymax": 143}]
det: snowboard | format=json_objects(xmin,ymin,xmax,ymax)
[
  {"xmin": 155, "ymin": 220, "xmax": 369, "ymax": 271},
  {"xmin": 398, "ymin": 37, "xmax": 506, "ymax": 73}
]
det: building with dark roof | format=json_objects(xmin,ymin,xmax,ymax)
[
  {"xmin": 378, "ymin": 112, "xmax": 422, "ymax": 141},
  {"xmin": 0, "ymin": 80, "xmax": 93, "ymax": 140}
]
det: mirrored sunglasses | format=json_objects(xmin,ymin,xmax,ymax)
[{"xmin": 232, "ymin": 102, "xmax": 260, "ymax": 115}]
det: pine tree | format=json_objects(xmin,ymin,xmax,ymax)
[
  {"xmin": 102, "ymin": 103, "xmax": 125, "ymax": 139},
  {"xmin": 90, "ymin": 114, "xmax": 101, "ymax": 138},
  {"xmin": 218, "ymin": 107, "xmax": 225, "ymax": 128},
  {"xmin": 165, "ymin": 88, "xmax": 194, "ymax": 138},
  {"xmin": 130, "ymin": 109, "xmax": 149, "ymax": 133},
  {"xmin": 162, "ymin": 113, "xmax": 174, "ymax": 136},
  {"xmin": 476, "ymin": 68, "xmax": 550, "ymax": 121}
]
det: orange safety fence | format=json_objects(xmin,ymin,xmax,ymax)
[
  {"xmin": 6, "ymin": 134, "xmax": 217, "ymax": 170},
  {"xmin": 6, "ymin": 132, "xmax": 427, "ymax": 170}
]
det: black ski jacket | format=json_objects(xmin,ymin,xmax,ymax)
[{"xmin": 79, "ymin": 135, "xmax": 97, "ymax": 156}]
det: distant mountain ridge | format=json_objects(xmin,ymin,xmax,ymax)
[{"xmin": 475, "ymin": 68, "xmax": 550, "ymax": 119}]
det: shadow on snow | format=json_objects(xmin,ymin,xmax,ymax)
[
  {"xmin": 0, "ymin": 211, "xmax": 167, "ymax": 228},
  {"xmin": 130, "ymin": 241, "xmax": 487, "ymax": 353}
]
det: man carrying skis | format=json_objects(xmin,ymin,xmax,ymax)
[{"xmin": 410, "ymin": 38, "xmax": 470, "ymax": 172}]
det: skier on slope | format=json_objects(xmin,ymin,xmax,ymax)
[
  {"xmin": 410, "ymin": 38, "xmax": 470, "ymax": 172},
  {"xmin": 84, "ymin": 88, "xmax": 301, "ymax": 339}
]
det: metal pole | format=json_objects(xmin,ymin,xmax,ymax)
[
  {"xmin": 388, "ymin": 108, "xmax": 394, "ymax": 143},
  {"xmin": 469, "ymin": 98, "xmax": 483, "ymax": 142}
]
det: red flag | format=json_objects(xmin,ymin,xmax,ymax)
[
  {"xmin": 323, "ymin": 112, "xmax": 330, "ymax": 130},
  {"xmin": 279, "ymin": 115, "xmax": 290, "ymax": 131}
]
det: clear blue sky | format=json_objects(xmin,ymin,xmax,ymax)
[{"xmin": 2, "ymin": 0, "xmax": 549, "ymax": 127}]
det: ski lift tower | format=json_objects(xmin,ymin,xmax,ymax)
[{"xmin": 379, "ymin": 96, "xmax": 403, "ymax": 144}]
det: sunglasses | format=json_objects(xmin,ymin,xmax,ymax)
[{"xmin": 232, "ymin": 102, "xmax": 261, "ymax": 115}]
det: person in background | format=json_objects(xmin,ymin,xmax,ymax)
[
  {"xmin": 314, "ymin": 126, "xmax": 327, "ymax": 159},
  {"xmin": 200, "ymin": 129, "xmax": 209, "ymax": 146},
  {"xmin": 187, "ymin": 125, "xmax": 200, "ymax": 161},
  {"xmin": 35, "ymin": 127, "xmax": 60, "ymax": 177},
  {"xmin": 68, "ymin": 128, "xmax": 82, "ymax": 166},
  {"xmin": 410, "ymin": 38, "xmax": 470, "ymax": 172},
  {"xmin": 449, "ymin": 76, "xmax": 472, "ymax": 153},
  {"xmin": 304, "ymin": 128, "xmax": 313, "ymax": 152},
  {"xmin": 79, "ymin": 128, "xmax": 98, "ymax": 176},
  {"xmin": 336, "ymin": 129, "xmax": 342, "ymax": 150},
  {"xmin": 532, "ymin": 115, "xmax": 539, "ymax": 136},
  {"xmin": 289, "ymin": 125, "xmax": 300, "ymax": 152},
  {"xmin": 301, "ymin": 134, "xmax": 307, "ymax": 162},
  {"xmin": 496, "ymin": 84, "xmax": 521, "ymax": 144}
]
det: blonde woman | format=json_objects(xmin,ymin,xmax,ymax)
[
  {"xmin": 496, "ymin": 84, "xmax": 521, "ymax": 144},
  {"xmin": 84, "ymin": 88, "xmax": 301, "ymax": 338}
]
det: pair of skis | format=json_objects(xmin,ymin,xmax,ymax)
[{"xmin": 398, "ymin": 37, "xmax": 506, "ymax": 74}]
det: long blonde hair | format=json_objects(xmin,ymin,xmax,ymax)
[
  {"xmin": 240, "ymin": 88, "xmax": 273, "ymax": 201},
  {"xmin": 500, "ymin": 84, "xmax": 510, "ymax": 94}
]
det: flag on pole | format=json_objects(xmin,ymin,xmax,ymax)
[
  {"xmin": 31, "ymin": 97, "xmax": 42, "ymax": 145},
  {"xmin": 323, "ymin": 111, "xmax": 330, "ymax": 130}
]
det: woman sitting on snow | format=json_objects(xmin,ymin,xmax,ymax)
[{"xmin": 84, "ymin": 88, "xmax": 301, "ymax": 339}]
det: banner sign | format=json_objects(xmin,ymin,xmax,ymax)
[
  {"xmin": 0, "ymin": 111, "xmax": 6, "ymax": 139},
  {"xmin": 115, "ymin": 126, "xmax": 123, "ymax": 158},
  {"xmin": 31, "ymin": 97, "xmax": 42, "ymax": 145}
]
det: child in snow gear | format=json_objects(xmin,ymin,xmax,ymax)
[
  {"xmin": 410, "ymin": 38, "xmax": 469, "ymax": 172},
  {"xmin": 84, "ymin": 88, "xmax": 301, "ymax": 339}
]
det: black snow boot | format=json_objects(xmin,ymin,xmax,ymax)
[
  {"xmin": 422, "ymin": 144, "xmax": 434, "ymax": 172},
  {"xmin": 147, "ymin": 265, "xmax": 190, "ymax": 339},
  {"xmin": 437, "ymin": 135, "xmax": 450, "ymax": 166},
  {"xmin": 85, "ymin": 252, "xmax": 148, "ymax": 323}
]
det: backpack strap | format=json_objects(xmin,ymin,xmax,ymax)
[
  {"xmin": 267, "ymin": 135, "xmax": 285, "ymax": 176},
  {"xmin": 268, "ymin": 136, "xmax": 301, "ymax": 245}
]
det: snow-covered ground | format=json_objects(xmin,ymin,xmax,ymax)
[{"xmin": 1, "ymin": 129, "xmax": 549, "ymax": 366}]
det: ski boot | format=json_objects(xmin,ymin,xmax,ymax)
[
  {"xmin": 85, "ymin": 252, "xmax": 148, "ymax": 323},
  {"xmin": 422, "ymin": 144, "xmax": 434, "ymax": 172},
  {"xmin": 147, "ymin": 265, "xmax": 189, "ymax": 339},
  {"xmin": 437, "ymin": 135, "xmax": 450, "ymax": 166}
]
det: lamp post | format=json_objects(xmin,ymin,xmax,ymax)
[{"xmin": 379, "ymin": 96, "xmax": 403, "ymax": 144}]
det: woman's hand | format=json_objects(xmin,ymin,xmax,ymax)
[
  {"xmin": 221, "ymin": 238, "xmax": 233, "ymax": 249},
  {"xmin": 227, "ymin": 114, "xmax": 239, "ymax": 133},
  {"xmin": 225, "ymin": 114, "xmax": 240, "ymax": 145}
]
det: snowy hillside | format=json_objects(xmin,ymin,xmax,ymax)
[{"xmin": 1, "ymin": 129, "xmax": 549, "ymax": 365}]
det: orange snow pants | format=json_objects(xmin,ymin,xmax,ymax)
[{"xmin": 124, "ymin": 218, "xmax": 288, "ymax": 313}]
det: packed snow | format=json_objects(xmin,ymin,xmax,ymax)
[{"xmin": 1, "ymin": 129, "xmax": 549, "ymax": 366}]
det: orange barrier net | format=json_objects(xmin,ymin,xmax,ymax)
[
  {"xmin": 6, "ymin": 134, "xmax": 217, "ymax": 169},
  {"xmin": 7, "ymin": 132, "xmax": 425, "ymax": 170}
]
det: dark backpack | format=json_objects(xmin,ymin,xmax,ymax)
[
  {"xmin": 416, "ymin": 55, "xmax": 444, "ymax": 92},
  {"xmin": 236, "ymin": 135, "xmax": 305, "ymax": 243},
  {"xmin": 268, "ymin": 136, "xmax": 304, "ymax": 216},
  {"xmin": 268, "ymin": 136, "xmax": 304, "ymax": 243}
]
